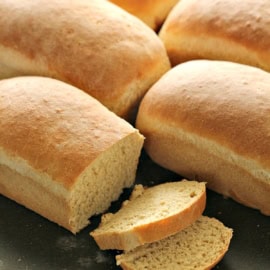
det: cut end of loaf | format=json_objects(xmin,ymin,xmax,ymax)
[
  {"xmin": 67, "ymin": 131, "xmax": 144, "ymax": 233},
  {"xmin": 116, "ymin": 216, "xmax": 233, "ymax": 270},
  {"xmin": 0, "ymin": 130, "xmax": 144, "ymax": 235}
]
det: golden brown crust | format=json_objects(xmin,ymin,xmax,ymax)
[
  {"xmin": 136, "ymin": 60, "xmax": 270, "ymax": 215},
  {"xmin": 0, "ymin": 164, "xmax": 71, "ymax": 230},
  {"xmin": 109, "ymin": 0, "xmax": 179, "ymax": 30},
  {"xmin": 159, "ymin": 0, "xmax": 270, "ymax": 71},
  {"xmin": 0, "ymin": 76, "xmax": 136, "ymax": 188},
  {"xmin": 138, "ymin": 60, "xmax": 270, "ymax": 168},
  {"xmin": 0, "ymin": 0, "xmax": 170, "ymax": 120},
  {"xmin": 0, "ymin": 76, "xmax": 144, "ymax": 232}
]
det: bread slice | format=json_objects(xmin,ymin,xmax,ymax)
[
  {"xmin": 0, "ymin": 76, "xmax": 144, "ymax": 233},
  {"xmin": 90, "ymin": 180, "xmax": 206, "ymax": 250},
  {"xmin": 116, "ymin": 216, "xmax": 233, "ymax": 270}
]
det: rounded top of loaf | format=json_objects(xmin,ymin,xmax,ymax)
[
  {"xmin": 0, "ymin": 0, "xmax": 170, "ymax": 120},
  {"xmin": 136, "ymin": 60, "xmax": 270, "ymax": 168},
  {"xmin": 0, "ymin": 76, "xmax": 140, "ymax": 188},
  {"xmin": 159, "ymin": 0, "xmax": 270, "ymax": 70}
]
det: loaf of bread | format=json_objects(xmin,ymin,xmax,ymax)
[
  {"xmin": 0, "ymin": 0, "xmax": 170, "ymax": 121},
  {"xmin": 159, "ymin": 0, "xmax": 270, "ymax": 71},
  {"xmin": 116, "ymin": 216, "xmax": 233, "ymax": 270},
  {"xmin": 91, "ymin": 180, "xmax": 206, "ymax": 250},
  {"xmin": 0, "ymin": 76, "xmax": 144, "ymax": 233},
  {"xmin": 109, "ymin": 0, "xmax": 179, "ymax": 31},
  {"xmin": 136, "ymin": 60, "xmax": 270, "ymax": 215}
]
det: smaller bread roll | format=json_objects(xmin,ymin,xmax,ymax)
[
  {"xmin": 116, "ymin": 216, "xmax": 233, "ymax": 270},
  {"xmin": 0, "ymin": 0, "xmax": 170, "ymax": 121},
  {"xmin": 109, "ymin": 0, "xmax": 179, "ymax": 30},
  {"xmin": 91, "ymin": 180, "xmax": 206, "ymax": 250},
  {"xmin": 159, "ymin": 0, "xmax": 270, "ymax": 71},
  {"xmin": 136, "ymin": 60, "xmax": 270, "ymax": 215},
  {"xmin": 0, "ymin": 76, "xmax": 144, "ymax": 233}
]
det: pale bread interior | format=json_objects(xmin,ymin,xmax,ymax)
[
  {"xmin": 116, "ymin": 216, "xmax": 233, "ymax": 270},
  {"xmin": 91, "ymin": 180, "xmax": 206, "ymax": 250}
]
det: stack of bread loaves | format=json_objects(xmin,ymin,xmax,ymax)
[
  {"xmin": 91, "ymin": 180, "xmax": 233, "ymax": 269},
  {"xmin": 0, "ymin": 0, "xmax": 170, "ymax": 233},
  {"xmin": 0, "ymin": 0, "xmax": 170, "ymax": 121},
  {"xmin": 1, "ymin": 0, "xmax": 269, "ymax": 268}
]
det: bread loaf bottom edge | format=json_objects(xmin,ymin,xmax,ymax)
[{"xmin": 142, "ymin": 125, "xmax": 270, "ymax": 216}]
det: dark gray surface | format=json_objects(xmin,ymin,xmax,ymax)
[{"xmin": 1, "ymin": 152, "xmax": 270, "ymax": 270}]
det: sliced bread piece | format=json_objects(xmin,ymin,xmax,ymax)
[
  {"xmin": 116, "ymin": 216, "xmax": 233, "ymax": 270},
  {"xmin": 90, "ymin": 180, "xmax": 206, "ymax": 250}
]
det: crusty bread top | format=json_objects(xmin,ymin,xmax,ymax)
[
  {"xmin": 109, "ymin": 0, "xmax": 179, "ymax": 30},
  {"xmin": 116, "ymin": 216, "xmax": 233, "ymax": 270},
  {"xmin": 91, "ymin": 180, "xmax": 206, "ymax": 250},
  {"xmin": 159, "ymin": 0, "xmax": 270, "ymax": 70},
  {"xmin": 0, "ymin": 76, "xmax": 141, "ymax": 189},
  {"xmin": 136, "ymin": 60, "xmax": 270, "ymax": 169},
  {"xmin": 0, "ymin": 0, "xmax": 170, "ymax": 119}
]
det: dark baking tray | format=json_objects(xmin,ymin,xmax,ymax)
[{"xmin": 1, "ymin": 151, "xmax": 270, "ymax": 270}]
